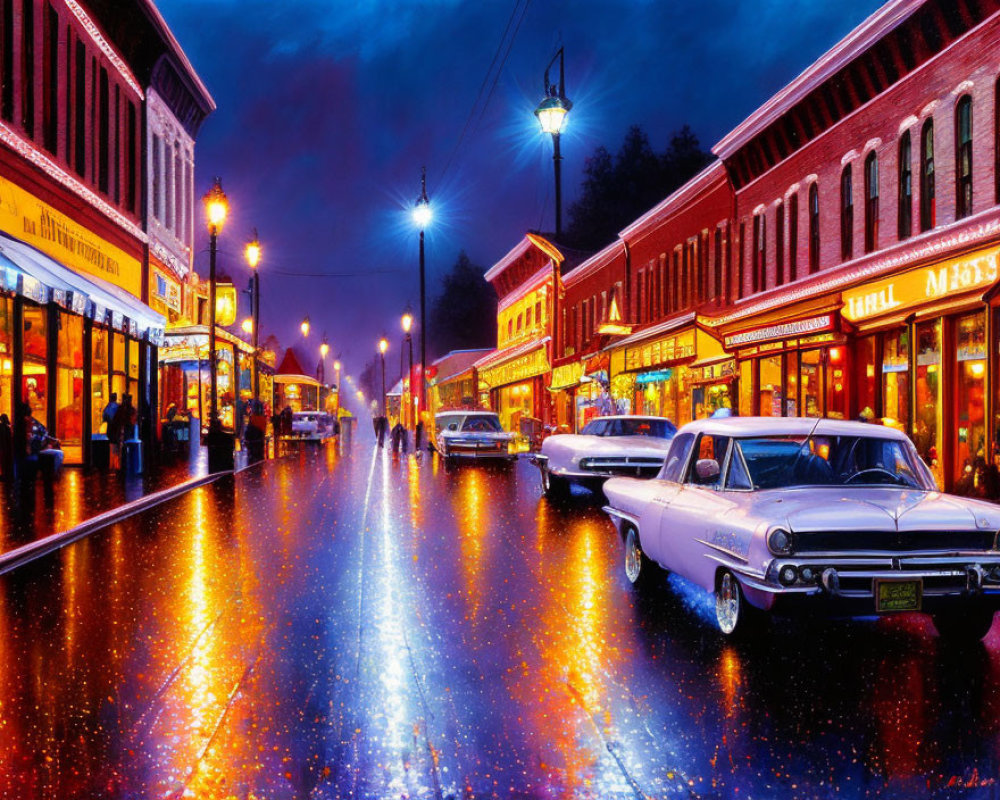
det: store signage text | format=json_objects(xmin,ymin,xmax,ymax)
[
  {"xmin": 843, "ymin": 246, "xmax": 1000, "ymax": 322},
  {"xmin": 0, "ymin": 173, "xmax": 142, "ymax": 296},
  {"xmin": 479, "ymin": 347, "xmax": 550, "ymax": 388},
  {"xmin": 625, "ymin": 331, "xmax": 694, "ymax": 371},
  {"xmin": 724, "ymin": 315, "xmax": 833, "ymax": 349},
  {"xmin": 550, "ymin": 361, "xmax": 584, "ymax": 390}
]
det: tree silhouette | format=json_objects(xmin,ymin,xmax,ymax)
[
  {"xmin": 564, "ymin": 124, "xmax": 712, "ymax": 251},
  {"xmin": 428, "ymin": 251, "xmax": 497, "ymax": 358}
]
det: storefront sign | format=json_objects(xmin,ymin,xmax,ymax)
[
  {"xmin": 215, "ymin": 284, "xmax": 238, "ymax": 327},
  {"xmin": 550, "ymin": 361, "xmax": 584, "ymax": 390},
  {"xmin": 152, "ymin": 267, "xmax": 182, "ymax": 313},
  {"xmin": 625, "ymin": 330, "xmax": 695, "ymax": 371},
  {"xmin": 479, "ymin": 346, "xmax": 550, "ymax": 388},
  {"xmin": 635, "ymin": 369, "xmax": 673, "ymax": 385},
  {"xmin": 0, "ymin": 173, "xmax": 141, "ymax": 296},
  {"xmin": 843, "ymin": 245, "xmax": 1000, "ymax": 322},
  {"xmin": 724, "ymin": 314, "xmax": 834, "ymax": 349}
]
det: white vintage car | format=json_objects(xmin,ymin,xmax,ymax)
[
  {"xmin": 602, "ymin": 416, "xmax": 1000, "ymax": 641},
  {"xmin": 434, "ymin": 410, "xmax": 516, "ymax": 463},
  {"xmin": 533, "ymin": 415, "xmax": 676, "ymax": 497}
]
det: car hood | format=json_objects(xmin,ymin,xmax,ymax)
[
  {"xmin": 542, "ymin": 434, "xmax": 674, "ymax": 458},
  {"xmin": 752, "ymin": 488, "xmax": 1000, "ymax": 532}
]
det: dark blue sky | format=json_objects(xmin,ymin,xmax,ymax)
[{"xmin": 157, "ymin": 0, "xmax": 884, "ymax": 382}]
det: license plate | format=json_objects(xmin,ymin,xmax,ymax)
[{"xmin": 874, "ymin": 578, "xmax": 922, "ymax": 613}]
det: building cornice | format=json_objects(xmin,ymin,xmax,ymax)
[
  {"xmin": 618, "ymin": 162, "xmax": 727, "ymax": 243},
  {"xmin": 66, "ymin": 0, "xmax": 144, "ymax": 99}
]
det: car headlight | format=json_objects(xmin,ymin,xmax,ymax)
[
  {"xmin": 767, "ymin": 528, "xmax": 792, "ymax": 555},
  {"xmin": 778, "ymin": 564, "xmax": 798, "ymax": 586}
]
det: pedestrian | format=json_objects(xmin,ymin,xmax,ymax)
[
  {"xmin": 109, "ymin": 394, "xmax": 135, "ymax": 470},
  {"xmin": 0, "ymin": 413, "xmax": 11, "ymax": 481},
  {"xmin": 101, "ymin": 392, "xmax": 119, "ymax": 433},
  {"xmin": 374, "ymin": 414, "xmax": 387, "ymax": 448},
  {"xmin": 391, "ymin": 421, "xmax": 406, "ymax": 453}
]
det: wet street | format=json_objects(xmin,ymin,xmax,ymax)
[{"xmin": 3, "ymin": 440, "xmax": 1000, "ymax": 799}]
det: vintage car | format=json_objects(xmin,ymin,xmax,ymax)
[
  {"xmin": 533, "ymin": 415, "xmax": 676, "ymax": 497},
  {"xmin": 602, "ymin": 416, "xmax": 1000, "ymax": 641},
  {"xmin": 434, "ymin": 410, "xmax": 516, "ymax": 463},
  {"xmin": 290, "ymin": 411, "xmax": 333, "ymax": 440}
]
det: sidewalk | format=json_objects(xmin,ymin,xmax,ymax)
[{"xmin": 0, "ymin": 444, "xmax": 253, "ymax": 554}]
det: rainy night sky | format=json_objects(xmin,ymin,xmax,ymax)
[{"xmin": 156, "ymin": 0, "xmax": 884, "ymax": 378}]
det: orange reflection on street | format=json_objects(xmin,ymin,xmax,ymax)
[
  {"xmin": 451, "ymin": 468, "xmax": 488, "ymax": 624},
  {"xmin": 406, "ymin": 452, "xmax": 423, "ymax": 532},
  {"xmin": 516, "ymin": 516, "xmax": 631, "ymax": 796}
]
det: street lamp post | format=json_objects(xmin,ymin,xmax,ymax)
[
  {"xmin": 333, "ymin": 359, "xmax": 341, "ymax": 416},
  {"xmin": 245, "ymin": 230, "xmax": 261, "ymax": 407},
  {"xmin": 412, "ymin": 170, "xmax": 432, "ymax": 446},
  {"xmin": 378, "ymin": 338, "xmax": 389, "ymax": 417},
  {"xmin": 402, "ymin": 312, "xmax": 413, "ymax": 429},
  {"xmin": 203, "ymin": 177, "xmax": 229, "ymax": 424},
  {"xmin": 534, "ymin": 47, "xmax": 572, "ymax": 240}
]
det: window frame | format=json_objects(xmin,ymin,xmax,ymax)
[
  {"xmin": 898, "ymin": 130, "xmax": 912, "ymax": 240},
  {"xmin": 864, "ymin": 150, "xmax": 879, "ymax": 253},
  {"xmin": 808, "ymin": 184, "xmax": 820, "ymax": 273},
  {"xmin": 920, "ymin": 117, "xmax": 935, "ymax": 231},
  {"xmin": 956, "ymin": 94, "xmax": 972, "ymax": 219},
  {"xmin": 840, "ymin": 163, "xmax": 853, "ymax": 261}
]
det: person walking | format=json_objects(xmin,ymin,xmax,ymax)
[{"xmin": 101, "ymin": 392, "xmax": 119, "ymax": 432}]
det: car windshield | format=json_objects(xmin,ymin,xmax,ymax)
[
  {"xmin": 462, "ymin": 415, "xmax": 503, "ymax": 433},
  {"xmin": 583, "ymin": 418, "xmax": 675, "ymax": 438},
  {"xmin": 734, "ymin": 434, "xmax": 934, "ymax": 490}
]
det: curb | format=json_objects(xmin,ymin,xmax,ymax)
[{"xmin": 0, "ymin": 470, "xmax": 231, "ymax": 576}]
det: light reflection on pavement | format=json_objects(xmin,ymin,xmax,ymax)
[{"xmin": 0, "ymin": 440, "xmax": 1000, "ymax": 798}]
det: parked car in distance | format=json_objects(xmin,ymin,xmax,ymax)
[
  {"xmin": 533, "ymin": 415, "xmax": 676, "ymax": 498},
  {"xmin": 434, "ymin": 410, "xmax": 516, "ymax": 463},
  {"xmin": 290, "ymin": 411, "xmax": 334, "ymax": 440},
  {"xmin": 602, "ymin": 416, "xmax": 1000, "ymax": 641}
]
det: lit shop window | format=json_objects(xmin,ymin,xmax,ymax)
[
  {"xmin": 914, "ymin": 319, "xmax": 942, "ymax": 488},
  {"xmin": 955, "ymin": 312, "xmax": 986, "ymax": 488}
]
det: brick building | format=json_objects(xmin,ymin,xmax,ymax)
[{"xmin": 484, "ymin": 0, "xmax": 1000, "ymax": 492}]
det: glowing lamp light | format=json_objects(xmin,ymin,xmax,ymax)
[
  {"xmin": 215, "ymin": 284, "xmax": 237, "ymax": 327},
  {"xmin": 378, "ymin": 337, "xmax": 389, "ymax": 355},
  {"xmin": 402, "ymin": 312, "xmax": 413, "ymax": 334},
  {"xmin": 320, "ymin": 341, "xmax": 330, "ymax": 359},
  {"xmin": 334, "ymin": 360, "xmax": 341, "ymax": 372},
  {"xmin": 203, "ymin": 177, "xmax": 228, "ymax": 233},
  {"xmin": 245, "ymin": 233, "xmax": 261, "ymax": 269},
  {"xmin": 534, "ymin": 95, "xmax": 570, "ymax": 135},
  {"xmin": 971, "ymin": 361, "xmax": 986, "ymax": 377},
  {"xmin": 829, "ymin": 347, "xmax": 842, "ymax": 362},
  {"xmin": 301, "ymin": 316, "xmax": 310, "ymax": 337},
  {"xmin": 241, "ymin": 318, "xmax": 253, "ymax": 335},
  {"xmin": 357, "ymin": 390, "xmax": 364, "ymax": 400},
  {"xmin": 412, "ymin": 199, "xmax": 432, "ymax": 229}
]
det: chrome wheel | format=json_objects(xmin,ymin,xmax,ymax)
[
  {"xmin": 625, "ymin": 528, "xmax": 643, "ymax": 584},
  {"xmin": 716, "ymin": 572, "xmax": 741, "ymax": 635}
]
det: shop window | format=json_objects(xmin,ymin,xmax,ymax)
[
  {"xmin": 0, "ymin": 296, "xmax": 11, "ymax": 421},
  {"xmin": 672, "ymin": 250, "xmax": 681, "ymax": 310},
  {"xmin": 776, "ymin": 201, "xmax": 785, "ymax": 287},
  {"xmin": 855, "ymin": 336, "xmax": 877, "ymax": 421},
  {"xmin": 152, "ymin": 134, "xmax": 161, "ymax": 221},
  {"xmin": 920, "ymin": 118, "xmax": 935, "ymax": 231},
  {"xmin": 840, "ymin": 164, "xmax": 853, "ymax": 261},
  {"xmin": 111, "ymin": 331, "xmax": 126, "ymax": 400},
  {"xmin": 808, "ymin": 184, "xmax": 819, "ymax": 273},
  {"xmin": 22, "ymin": 304, "xmax": 47, "ymax": 424},
  {"xmin": 525, "ymin": 306, "xmax": 532, "ymax": 329},
  {"xmin": 738, "ymin": 359, "xmax": 752, "ymax": 416},
  {"xmin": 91, "ymin": 326, "xmax": 109, "ymax": 435},
  {"xmin": 789, "ymin": 193, "xmax": 798, "ymax": 281},
  {"xmin": 914, "ymin": 320, "xmax": 942, "ymax": 488},
  {"xmin": 800, "ymin": 349, "xmax": 822, "ymax": 417},
  {"xmin": 825, "ymin": 345, "xmax": 847, "ymax": 419},
  {"xmin": 534, "ymin": 300, "xmax": 541, "ymax": 327},
  {"xmin": 506, "ymin": 319, "xmax": 513, "ymax": 341},
  {"xmin": 698, "ymin": 232, "xmax": 708, "ymax": 302},
  {"xmin": 737, "ymin": 222, "xmax": 746, "ymax": 298},
  {"xmin": 55, "ymin": 311, "xmax": 83, "ymax": 458},
  {"xmin": 759, "ymin": 355, "xmax": 783, "ymax": 417},
  {"xmin": 126, "ymin": 101, "xmax": 137, "ymax": 214},
  {"xmin": 516, "ymin": 312, "xmax": 523, "ymax": 332},
  {"xmin": 864, "ymin": 151, "xmax": 878, "ymax": 253},
  {"xmin": 74, "ymin": 39, "xmax": 85, "ymax": 177},
  {"xmin": 955, "ymin": 313, "xmax": 986, "ymax": 490},
  {"xmin": 898, "ymin": 131, "xmax": 912, "ymax": 240},
  {"xmin": 882, "ymin": 329, "xmax": 909, "ymax": 432},
  {"xmin": 955, "ymin": 95, "xmax": 973, "ymax": 220}
]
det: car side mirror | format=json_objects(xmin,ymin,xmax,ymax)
[{"xmin": 695, "ymin": 458, "xmax": 720, "ymax": 483}]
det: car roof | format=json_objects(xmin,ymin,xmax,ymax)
[
  {"xmin": 588, "ymin": 415, "xmax": 672, "ymax": 422},
  {"xmin": 435, "ymin": 410, "xmax": 496, "ymax": 418},
  {"xmin": 676, "ymin": 416, "xmax": 910, "ymax": 440}
]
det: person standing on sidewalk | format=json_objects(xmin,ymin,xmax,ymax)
[{"xmin": 101, "ymin": 393, "xmax": 119, "ymax": 433}]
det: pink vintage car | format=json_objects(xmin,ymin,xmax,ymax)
[{"xmin": 602, "ymin": 416, "xmax": 1000, "ymax": 641}]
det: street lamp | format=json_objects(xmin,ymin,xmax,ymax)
[
  {"xmin": 378, "ymin": 337, "xmax": 389, "ymax": 417},
  {"xmin": 401, "ymin": 311, "xmax": 414, "ymax": 429},
  {"xmin": 534, "ymin": 47, "xmax": 571, "ymax": 240},
  {"xmin": 412, "ymin": 169, "xmax": 431, "ymax": 444},
  {"xmin": 203, "ymin": 177, "xmax": 228, "ymax": 424},
  {"xmin": 301, "ymin": 316, "xmax": 310, "ymax": 338},
  {"xmin": 245, "ymin": 229, "xmax": 261, "ymax": 407},
  {"xmin": 241, "ymin": 318, "xmax": 253, "ymax": 335}
]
